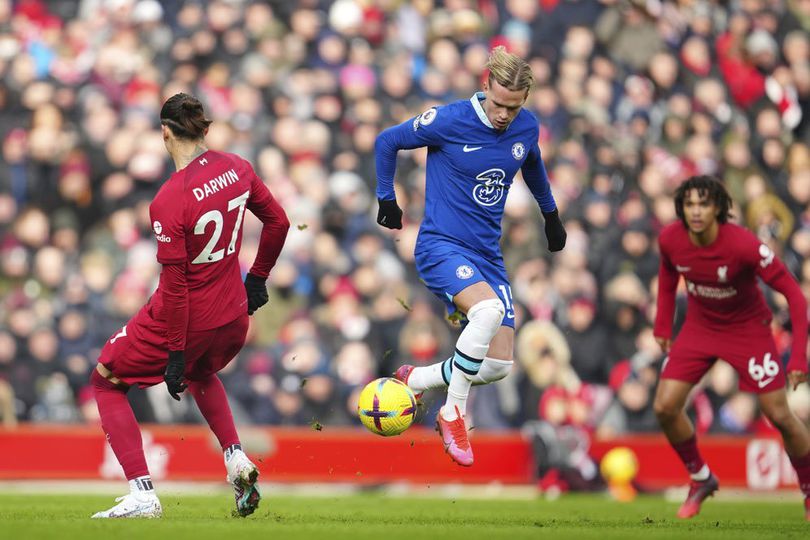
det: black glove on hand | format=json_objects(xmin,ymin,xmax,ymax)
[
  {"xmin": 164, "ymin": 350, "xmax": 187, "ymax": 401},
  {"xmin": 244, "ymin": 273, "xmax": 269, "ymax": 315},
  {"xmin": 377, "ymin": 198, "xmax": 403, "ymax": 230},
  {"xmin": 542, "ymin": 209, "xmax": 567, "ymax": 252}
]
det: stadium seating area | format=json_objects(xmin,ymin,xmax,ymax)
[{"xmin": 0, "ymin": 0, "xmax": 809, "ymax": 438}]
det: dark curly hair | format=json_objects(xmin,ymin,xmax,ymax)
[
  {"xmin": 674, "ymin": 175, "xmax": 733, "ymax": 227},
  {"xmin": 159, "ymin": 93, "xmax": 212, "ymax": 140}
]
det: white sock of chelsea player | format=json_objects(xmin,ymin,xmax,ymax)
[{"xmin": 442, "ymin": 299, "xmax": 504, "ymax": 420}]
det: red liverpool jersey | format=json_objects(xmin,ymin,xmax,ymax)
[
  {"xmin": 655, "ymin": 221, "xmax": 808, "ymax": 370},
  {"xmin": 147, "ymin": 150, "xmax": 288, "ymax": 335}
]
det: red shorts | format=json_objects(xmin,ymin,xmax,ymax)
[
  {"xmin": 661, "ymin": 321, "xmax": 785, "ymax": 393},
  {"xmin": 99, "ymin": 307, "xmax": 249, "ymax": 388}
]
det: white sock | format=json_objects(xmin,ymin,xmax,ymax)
[
  {"xmin": 472, "ymin": 357, "xmax": 513, "ymax": 385},
  {"xmin": 409, "ymin": 360, "xmax": 450, "ymax": 391},
  {"xmin": 690, "ymin": 464, "xmax": 710, "ymax": 482},
  {"xmin": 442, "ymin": 299, "xmax": 504, "ymax": 419},
  {"xmin": 224, "ymin": 443, "xmax": 242, "ymax": 462},
  {"xmin": 129, "ymin": 476, "xmax": 155, "ymax": 496},
  {"xmin": 410, "ymin": 357, "xmax": 513, "ymax": 391},
  {"xmin": 444, "ymin": 368, "xmax": 472, "ymax": 420}
]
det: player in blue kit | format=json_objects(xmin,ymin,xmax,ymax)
[{"xmin": 375, "ymin": 47, "xmax": 566, "ymax": 466}]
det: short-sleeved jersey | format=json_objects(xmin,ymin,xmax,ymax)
[
  {"xmin": 654, "ymin": 222, "xmax": 786, "ymax": 334},
  {"xmin": 147, "ymin": 150, "xmax": 275, "ymax": 331},
  {"xmin": 376, "ymin": 93, "xmax": 556, "ymax": 259}
]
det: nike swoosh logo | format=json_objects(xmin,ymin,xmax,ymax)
[
  {"xmin": 758, "ymin": 377, "xmax": 776, "ymax": 389},
  {"xmin": 676, "ymin": 265, "xmax": 691, "ymax": 272},
  {"xmin": 463, "ymin": 145, "xmax": 482, "ymax": 152},
  {"xmin": 506, "ymin": 312, "xmax": 515, "ymax": 319}
]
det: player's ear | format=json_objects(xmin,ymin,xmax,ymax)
[{"xmin": 161, "ymin": 124, "xmax": 171, "ymax": 142}]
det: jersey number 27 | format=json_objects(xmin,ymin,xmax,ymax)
[{"xmin": 191, "ymin": 189, "xmax": 250, "ymax": 265}]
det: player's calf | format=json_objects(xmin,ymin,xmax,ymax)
[{"xmin": 471, "ymin": 357, "xmax": 513, "ymax": 385}]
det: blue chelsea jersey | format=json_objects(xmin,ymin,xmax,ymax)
[{"xmin": 376, "ymin": 92, "xmax": 556, "ymax": 259}]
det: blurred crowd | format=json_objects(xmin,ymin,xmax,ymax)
[{"xmin": 1, "ymin": 0, "xmax": 810, "ymax": 443}]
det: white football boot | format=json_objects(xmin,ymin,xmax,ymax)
[
  {"xmin": 225, "ymin": 448, "xmax": 261, "ymax": 517},
  {"xmin": 91, "ymin": 491, "xmax": 162, "ymax": 518}
]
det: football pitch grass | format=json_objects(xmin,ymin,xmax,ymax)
[{"xmin": 0, "ymin": 492, "xmax": 806, "ymax": 540}]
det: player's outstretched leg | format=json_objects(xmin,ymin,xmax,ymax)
[
  {"xmin": 188, "ymin": 375, "xmax": 260, "ymax": 517},
  {"xmin": 225, "ymin": 444, "xmax": 261, "ymax": 517},
  {"xmin": 438, "ymin": 298, "xmax": 505, "ymax": 466},
  {"xmin": 90, "ymin": 369, "xmax": 162, "ymax": 519},
  {"xmin": 396, "ymin": 357, "xmax": 513, "ymax": 396}
]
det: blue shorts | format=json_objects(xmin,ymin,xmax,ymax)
[{"xmin": 414, "ymin": 240, "xmax": 515, "ymax": 328}]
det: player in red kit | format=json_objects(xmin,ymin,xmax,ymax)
[
  {"xmin": 90, "ymin": 94, "xmax": 290, "ymax": 518},
  {"xmin": 654, "ymin": 175, "xmax": 810, "ymax": 520}
]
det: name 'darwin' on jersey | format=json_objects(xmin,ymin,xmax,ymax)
[{"xmin": 192, "ymin": 169, "xmax": 241, "ymax": 201}]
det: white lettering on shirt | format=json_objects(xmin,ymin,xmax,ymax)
[
  {"xmin": 192, "ymin": 169, "xmax": 240, "ymax": 201},
  {"xmin": 685, "ymin": 280, "xmax": 737, "ymax": 299}
]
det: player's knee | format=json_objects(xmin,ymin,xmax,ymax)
[
  {"xmin": 477, "ymin": 358, "xmax": 514, "ymax": 384},
  {"xmin": 653, "ymin": 398, "xmax": 680, "ymax": 423},
  {"xmin": 467, "ymin": 298, "xmax": 505, "ymax": 332}
]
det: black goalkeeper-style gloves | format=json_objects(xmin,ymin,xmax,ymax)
[
  {"xmin": 377, "ymin": 198, "xmax": 403, "ymax": 230},
  {"xmin": 542, "ymin": 209, "xmax": 567, "ymax": 252},
  {"xmin": 244, "ymin": 273, "xmax": 269, "ymax": 315},
  {"xmin": 164, "ymin": 350, "xmax": 187, "ymax": 401}
]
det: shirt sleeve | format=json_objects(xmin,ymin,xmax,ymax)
[
  {"xmin": 375, "ymin": 106, "xmax": 447, "ymax": 201},
  {"xmin": 654, "ymin": 236, "xmax": 679, "ymax": 339},
  {"xmin": 521, "ymin": 132, "xmax": 557, "ymax": 213},
  {"xmin": 246, "ymin": 166, "xmax": 290, "ymax": 279},
  {"xmin": 161, "ymin": 262, "xmax": 188, "ymax": 352},
  {"xmin": 150, "ymin": 182, "xmax": 186, "ymax": 265},
  {"xmin": 745, "ymin": 237, "xmax": 809, "ymax": 372}
]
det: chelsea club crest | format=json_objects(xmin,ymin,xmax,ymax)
[
  {"xmin": 456, "ymin": 265, "xmax": 474, "ymax": 279},
  {"xmin": 511, "ymin": 142, "xmax": 525, "ymax": 160}
]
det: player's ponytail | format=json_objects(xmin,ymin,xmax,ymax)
[
  {"xmin": 674, "ymin": 175, "xmax": 734, "ymax": 226},
  {"xmin": 160, "ymin": 93, "xmax": 212, "ymax": 140}
]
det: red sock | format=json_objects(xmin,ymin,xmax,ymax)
[
  {"xmin": 789, "ymin": 451, "xmax": 810, "ymax": 497},
  {"xmin": 188, "ymin": 374, "xmax": 240, "ymax": 450},
  {"xmin": 671, "ymin": 434, "xmax": 706, "ymax": 475},
  {"xmin": 91, "ymin": 369, "xmax": 149, "ymax": 480}
]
